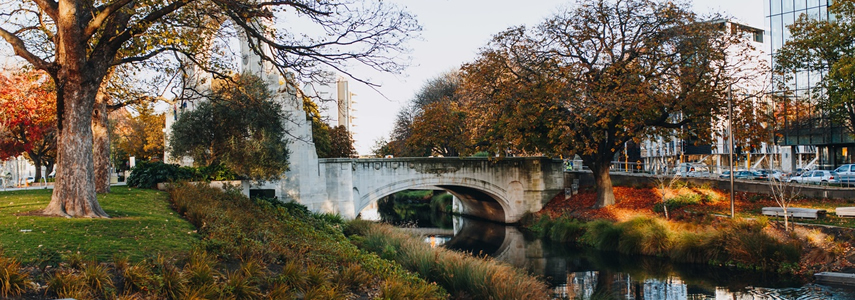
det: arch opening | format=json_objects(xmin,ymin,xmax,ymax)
[
  {"xmin": 437, "ymin": 185, "xmax": 506, "ymax": 223},
  {"xmin": 356, "ymin": 180, "xmax": 511, "ymax": 223}
]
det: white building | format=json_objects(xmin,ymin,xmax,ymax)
[
  {"xmin": 640, "ymin": 20, "xmax": 776, "ymax": 174},
  {"xmin": 302, "ymin": 75, "xmax": 357, "ymax": 136}
]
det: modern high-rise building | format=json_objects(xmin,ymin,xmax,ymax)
[
  {"xmin": 303, "ymin": 75, "xmax": 357, "ymax": 136},
  {"xmin": 765, "ymin": 0, "xmax": 849, "ymax": 171}
]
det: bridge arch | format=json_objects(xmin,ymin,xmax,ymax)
[{"xmin": 355, "ymin": 177, "xmax": 514, "ymax": 223}]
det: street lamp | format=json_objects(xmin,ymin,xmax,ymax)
[{"xmin": 728, "ymin": 87, "xmax": 735, "ymax": 218}]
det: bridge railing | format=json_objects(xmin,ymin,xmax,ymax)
[{"xmin": 609, "ymin": 161, "xmax": 646, "ymax": 174}]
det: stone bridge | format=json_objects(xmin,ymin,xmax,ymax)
[
  {"xmin": 249, "ymin": 156, "xmax": 564, "ymax": 223},
  {"xmin": 319, "ymin": 157, "xmax": 564, "ymax": 223}
]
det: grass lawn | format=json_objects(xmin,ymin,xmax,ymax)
[{"xmin": 0, "ymin": 188, "xmax": 199, "ymax": 263}]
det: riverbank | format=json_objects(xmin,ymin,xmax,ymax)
[
  {"xmin": 1, "ymin": 185, "xmax": 554, "ymax": 299},
  {"xmin": 527, "ymin": 186, "xmax": 855, "ymax": 275},
  {"xmin": 0, "ymin": 185, "xmax": 446, "ymax": 299}
]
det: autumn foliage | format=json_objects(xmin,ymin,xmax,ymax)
[{"xmin": 0, "ymin": 70, "xmax": 57, "ymax": 180}]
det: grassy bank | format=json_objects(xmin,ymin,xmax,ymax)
[
  {"xmin": 0, "ymin": 188, "xmax": 198, "ymax": 263},
  {"xmin": 346, "ymin": 219, "xmax": 550, "ymax": 299},
  {"xmin": 532, "ymin": 186, "xmax": 855, "ymax": 274},
  {"xmin": 529, "ymin": 215, "xmax": 808, "ymax": 272},
  {"xmin": 1, "ymin": 185, "xmax": 446, "ymax": 299}
]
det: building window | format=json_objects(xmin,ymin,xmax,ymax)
[
  {"xmin": 782, "ymin": 0, "xmax": 794, "ymax": 13},
  {"xmin": 771, "ymin": 0, "xmax": 782, "ymax": 15},
  {"xmin": 795, "ymin": 0, "xmax": 807, "ymax": 11}
]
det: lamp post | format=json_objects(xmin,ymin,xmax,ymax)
[{"xmin": 728, "ymin": 87, "xmax": 735, "ymax": 218}]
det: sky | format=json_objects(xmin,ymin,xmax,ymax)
[
  {"xmin": 345, "ymin": 0, "xmax": 766, "ymax": 155},
  {"xmin": 0, "ymin": 0, "xmax": 766, "ymax": 155}
]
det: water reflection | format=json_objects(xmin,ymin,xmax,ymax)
[{"xmin": 383, "ymin": 212, "xmax": 855, "ymax": 299}]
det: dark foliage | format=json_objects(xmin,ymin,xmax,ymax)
[{"xmin": 168, "ymin": 74, "xmax": 289, "ymax": 181}]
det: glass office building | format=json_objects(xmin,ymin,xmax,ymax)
[{"xmin": 766, "ymin": 0, "xmax": 854, "ymax": 170}]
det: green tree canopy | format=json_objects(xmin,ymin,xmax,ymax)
[
  {"xmin": 775, "ymin": 0, "xmax": 855, "ymax": 134},
  {"xmin": 168, "ymin": 74, "xmax": 289, "ymax": 181}
]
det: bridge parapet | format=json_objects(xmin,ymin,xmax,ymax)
[{"xmin": 315, "ymin": 157, "xmax": 564, "ymax": 223}]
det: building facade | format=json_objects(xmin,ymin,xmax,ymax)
[
  {"xmin": 765, "ymin": 0, "xmax": 852, "ymax": 171},
  {"xmin": 302, "ymin": 75, "xmax": 357, "ymax": 140}
]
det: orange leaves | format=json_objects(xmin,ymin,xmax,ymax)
[{"xmin": 0, "ymin": 70, "xmax": 56, "ymax": 160}]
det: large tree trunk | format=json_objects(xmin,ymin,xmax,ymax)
[
  {"xmin": 591, "ymin": 164, "xmax": 616, "ymax": 208},
  {"xmin": 43, "ymin": 74, "xmax": 109, "ymax": 218},
  {"xmin": 30, "ymin": 155, "xmax": 43, "ymax": 182},
  {"xmin": 93, "ymin": 89, "xmax": 111, "ymax": 194},
  {"xmin": 43, "ymin": 0, "xmax": 109, "ymax": 218}
]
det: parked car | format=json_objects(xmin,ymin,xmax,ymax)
[
  {"xmin": 719, "ymin": 170, "xmax": 756, "ymax": 180},
  {"xmin": 788, "ymin": 170, "xmax": 840, "ymax": 185},
  {"xmin": 833, "ymin": 164, "xmax": 855, "ymax": 185},
  {"xmin": 733, "ymin": 170, "xmax": 757, "ymax": 180},
  {"xmin": 753, "ymin": 169, "xmax": 785, "ymax": 181},
  {"xmin": 752, "ymin": 170, "xmax": 768, "ymax": 180},
  {"xmin": 676, "ymin": 163, "xmax": 710, "ymax": 178}
]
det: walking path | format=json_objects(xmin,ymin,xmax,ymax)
[{"xmin": 1, "ymin": 182, "xmax": 127, "ymax": 192}]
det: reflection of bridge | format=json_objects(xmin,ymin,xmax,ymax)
[{"xmin": 222, "ymin": 40, "xmax": 564, "ymax": 223}]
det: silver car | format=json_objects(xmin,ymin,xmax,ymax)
[
  {"xmin": 833, "ymin": 164, "xmax": 855, "ymax": 185},
  {"xmin": 788, "ymin": 170, "xmax": 840, "ymax": 185}
]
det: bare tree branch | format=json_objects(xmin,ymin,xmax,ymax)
[{"xmin": 0, "ymin": 26, "xmax": 55, "ymax": 72}]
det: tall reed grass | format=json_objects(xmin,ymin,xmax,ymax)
[
  {"xmin": 347, "ymin": 219, "xmax": 551, "ymax": 299},
  {"xmin": 532, "ymin": 215, "xmax": 804, "ymax": 273}
]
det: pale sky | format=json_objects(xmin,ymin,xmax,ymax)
[
  {"xmin": 0, "ymin": 0, "xmax": 766, "ymax": 156},
  {"xmin": 346, "ymin": 0, "xmax": 766, "ymax": 155}
]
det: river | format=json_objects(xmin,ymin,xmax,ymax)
[{"xmin": 364, "ymin": 203, "xmax": 855, "ymax": 299}]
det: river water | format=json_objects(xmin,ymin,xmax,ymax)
[{"xmin": 367, "ymin": 205, "xmax": 855, "ymax": 299}]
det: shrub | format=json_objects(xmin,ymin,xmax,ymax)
[
  {"xmin": 670, "ymin": 232, "xmax": 715, "ymax": 263},
  {"xmin": 654, "ymin": 194, "xmax": 702, "ymax": 213},
  {"xmin": 122, "ymin": 263, "xmax": 154, "ymax": 294},
  {"xmin": 82, "ymin": 261, "xmax": 114, "ymax": 297},
  {"xmin": 0, "ymin": 255, "xmax": 32, "ymax": 297},
  {"xmin": 127, "ymin": 161, "xmax": 242, "ymax": 188},
  {"xmin": 617, "ymin": 217, "xmax": 671, "ymax": 256},
  {"xmin": 581, "ymin": 220, "xmax": 622, "ymax": 251},
  {"xmin": 47, "ymin": 269, "xmax": 88, "ymax": 299},
  {"xmin": 548, "ymin": 218, "xmax": 585, "ymax": 242},
  {"xmin": 127, "ymin": 161, "xmax": 195, "ymax": 188}
]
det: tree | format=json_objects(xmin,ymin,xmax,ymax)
[
  {"xmin": 328, "ymin": 125, "xmax": 357, "ymax": 158},
  {"xmin": 774, "ymin": 0, "xmax": 855, "ymax": 135},
  {"xmin": 765, "ymin": 160, "xmax": 801, "ymax": 231},
  {"xmin": 408, "ymin": 101, "xmax": 468, "ymax": 157},
  {"xmin": 651, "ymin": 168, "xmax": 682, "ymax": 219},
  {"xmin": 382, "ymin": 105, "xmax": 431, "ymax": 157},
  {"xmin": 0, "ymin": 0, "xmax": 419, "ymax": 217},
  {"xmin": 384, "ymin": 71, "xmax": 469, "ymax": 157},
  {"xmin": 113, "ymin": 103, "xmax": 166, "ymax": 161},
  {"xmin": 0, "ymin": 71, "xmax": 57, "ymax": 182},
  {"xmin": 461, "ymin": 0, "xmax": 767, "ymax": 207},
  {"xmin": 303, "ymin": 95, "xmax": 333, "ymax": 158},
  {"xmin": 168, "ymin": 74, "xmax": 289, "ymax": 180}
]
